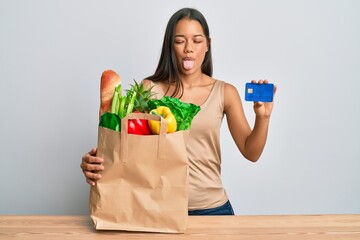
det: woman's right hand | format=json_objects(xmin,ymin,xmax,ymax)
[{"xmin": 80, "ymin": 147, "xmax": 104, "ymax": 186}]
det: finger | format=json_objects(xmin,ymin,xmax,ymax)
[
  {"xmin": 84, "ymin": 170, "xmax": 102, "ymax": 180},
  {"xmin": 81, "ymin": 147, "xmax": 98, "ymax": 162},
  {"xmin": 82, "ymin": 154, "xmax": 104, "ymax": 164},
  {"xmin": 89, "ymin": 156, "xmax": 104, "ymax": 164},
  {"xmin": 263, "ymin": 79, "xmax": 269, "ymax": 84},
  {"xmin": 90, "ymin": 147, "xmax": 97, "ymax": 155},
  {"xmin": 258, "ymin": 79, "xmax": 264, "ymax": 84},
  {"xmin": 86, "ymin": 178, "xmax": 96, "ymax": 186},
  {"xmin": 251, "ymin": 79, "xmax": 256, "ymax": 84},
  {"xmin": 81, "ymin": 162, "xmax": 104, "ymax": 172},
  {"xmin": 84, "ymin": 147, "xmax": 101, "ymax": 162}
]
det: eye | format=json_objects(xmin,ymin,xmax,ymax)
[
  {"xmin": 174, "ymin": 40, "xmax": 185, "ymax": 44},
  {"xmin": 193, "ymin": 37, "xmax": 204, "ymax": 44},
  {"xmin": 174, "ymin": 37, "xmax": 185, "ymax": 44}
]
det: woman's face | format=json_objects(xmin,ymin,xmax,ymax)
[{"xmin": 173, "ymin": 19, "xmax": 209, "ymax": 75}]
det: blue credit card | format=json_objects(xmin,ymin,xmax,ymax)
[{"xmin": 245, "ymin": 83, "xmax": 274, "ymax": 102}]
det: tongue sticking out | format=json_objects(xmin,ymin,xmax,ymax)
[{"xmin": 183, "ymin": 60, "xmax": 195, "ymax": 70}]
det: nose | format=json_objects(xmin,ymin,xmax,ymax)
[{"xmin": 184, "ymin": 42, "xmax": 193, "ymax": 53}]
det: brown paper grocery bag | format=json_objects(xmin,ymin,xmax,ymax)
[{"xmin": 90, "ymin": 113, "xmax": 189, "ymax": 233}]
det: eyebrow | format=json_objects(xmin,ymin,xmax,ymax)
[{"xmin": 174, "ymin": 34, "xmax": 205, "ymax": 38}]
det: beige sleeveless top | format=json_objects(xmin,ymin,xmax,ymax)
[{"xmin": 150, "ymin": 80, "xmax": 228, "ymax": 210}]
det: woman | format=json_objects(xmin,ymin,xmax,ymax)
[{"xmin": 81, "ymin": 8, "xmax": 276, "ymax": 216}]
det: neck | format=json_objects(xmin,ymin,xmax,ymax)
[{"xmin": 180, "ymin": 72, "xmax": 204, "ymax": 87}]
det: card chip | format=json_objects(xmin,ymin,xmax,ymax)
[{"xmin": 245, "ymin": 82, "xmax": 274, "ymax": 102}]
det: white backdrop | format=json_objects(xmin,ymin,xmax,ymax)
[{"xmin": 1, "ymin": 0, "xmax": 359, "ymax": 215}]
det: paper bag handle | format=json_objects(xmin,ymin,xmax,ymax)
[{"xmin": 120, "ymin": 113, "xmax": 167, "ymax": 163}]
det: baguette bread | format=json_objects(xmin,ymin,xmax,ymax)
[{"xmin": 99, "ymin": 69, "xmax": 121, "ymax": 118}]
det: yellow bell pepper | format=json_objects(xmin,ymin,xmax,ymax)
[{"xmin": 148, "ymin": 106, "xmax": 177, "ymax": 134}]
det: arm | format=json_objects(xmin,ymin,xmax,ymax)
[{"xmin": 224, "ymin": 80, "xmax": 276, "ymax": 162}]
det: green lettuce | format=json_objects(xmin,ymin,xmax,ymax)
[{"xmin": 148, "ymin": 96, "xmax": 200, "ymax": 131}]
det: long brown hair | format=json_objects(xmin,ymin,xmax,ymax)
[{"xmin": 146, "ymin": 8, "xmax": 213, "ymax": 97}]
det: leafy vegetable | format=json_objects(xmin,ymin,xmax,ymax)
[
  {"xmin": 148, "ymin": 96, "xmax": 200, "ymax": 130},
  {"xmin": 99, "ymin": 79, "xmax": 154, "ymax": 133},
  {"xmin": 125, "ymin": 89, "xmax": 137, "ymax": 116},
  {"xmin": 110, "ymin": 84, "xmax": 138, "ymax": 119},
  {"xmin": 111, "ymin": 84, "xmax": 121, "ymax": 114},
  {"xmin": 99, "ymin": 112, "xmax": 121, "ymax": 132}
]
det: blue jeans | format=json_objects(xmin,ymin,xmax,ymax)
[{"xmin": 188, "ymin": 200, "xmax": 235, "ymax": 216}]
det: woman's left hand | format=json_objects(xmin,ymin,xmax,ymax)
[{"xmin": 252, "ymin": 79, "xmax": 277, "ymax": 119}]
